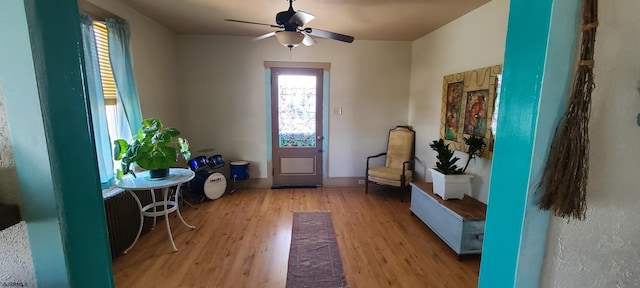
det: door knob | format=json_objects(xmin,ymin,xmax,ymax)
[{"xmin": 317, "ymin": 136, "xmax": 324, "ymax": 140}]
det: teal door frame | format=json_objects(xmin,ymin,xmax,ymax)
[
  {"xmin": 0, "ymin": 0, "xmax": 113, "ymax": 287},
  {"xmin": 479, "ymin": 0, "xmax": 580, "ymax": 287}
]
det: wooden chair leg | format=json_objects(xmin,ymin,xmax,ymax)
[
  {"xmin": 365, "ymin": 177, "xmax": 369, "ymax": 194},
  {"xmin": 400, "ymin": 185, "xmax": 410, "ymax": 202}
]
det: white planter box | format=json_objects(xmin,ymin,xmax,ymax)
[{"xmin": 428, "ymin": 168, "xmax": 473, "ymax": 200}]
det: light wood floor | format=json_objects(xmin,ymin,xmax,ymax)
[{"xmin": 112, "ymin": 186, "xmax": 480, "ymax": 288}]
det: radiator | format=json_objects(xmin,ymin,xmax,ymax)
[{"xmin": 103, "ymin": 189, "xmax": 157, "ymax": 258}]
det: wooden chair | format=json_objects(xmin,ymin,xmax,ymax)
[{"xmin": 365, "ymin": 126, "xmax": 415, "ymax": 201}]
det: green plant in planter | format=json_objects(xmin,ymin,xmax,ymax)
[
  {"xmin": 113, "ymin": 118, "xmax": 191, "ymax": 179},
  {"xmin": 461, "ymin": 135, "xmax": 487, "ymax": 172},
  {"xmin": 429, "ymin": 135, "xmax": 486, "ymax": 174},
  {"xmin": 429, "ymin": 139, "xmax": 463, "ymax": 174}
]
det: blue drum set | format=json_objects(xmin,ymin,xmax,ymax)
[{"xmin": 187, "ymin": 154, "xmax": 227, "ymax": 201}]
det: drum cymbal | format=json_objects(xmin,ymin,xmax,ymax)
[{"xmin": 197, "ymin": 148, "xmax": 215, "ymax": 153}]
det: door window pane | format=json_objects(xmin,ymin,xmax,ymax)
[{"xmin": 278, "ymin": 75, "xmax": 316, "ymax": 147}]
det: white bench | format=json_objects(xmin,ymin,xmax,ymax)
[{"xmin": 410, "ymin": 182, "xmax": 486, "ymax": 258}]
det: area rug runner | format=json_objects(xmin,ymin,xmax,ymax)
[{"xmin": 286, "ymin": 211, "xmax": 348, "ymax": 288}]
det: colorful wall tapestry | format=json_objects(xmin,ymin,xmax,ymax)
[{"xmin": 440, "ymin": 65, "xmax": 502, "ymax": 158}]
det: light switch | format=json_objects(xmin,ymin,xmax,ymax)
[{"xmin": 332, "ymin": 108, "xmax": 342, "ymax": 115}]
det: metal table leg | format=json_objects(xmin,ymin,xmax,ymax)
[{"xmin": 123, "ymin": 190, "xmax": 144, "ymax": 254}]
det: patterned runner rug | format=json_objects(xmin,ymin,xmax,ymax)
[{"xmin": 286, "ymin": 211, "xmax": 348, "ymax": 288}]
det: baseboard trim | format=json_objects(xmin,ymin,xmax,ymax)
[
  {"xmin": 323, "ymin": 177, "xmax": 363, "ymax": 187},
  {"xmin": 271, "ymin": 185, "xmax": 319, "ymax": 189},
  {"xmin": 232, "ymin": 177, "xmax": 366, "ymax": 189}
]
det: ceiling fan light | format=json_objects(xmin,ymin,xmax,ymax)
[{"xmin": 275, "ymin": 31, "xmax": 305, "ymax": 48}]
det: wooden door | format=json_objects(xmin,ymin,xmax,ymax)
[{"xmin": 271, "ymin": 67, "xmax": 323, "ymax": 188}]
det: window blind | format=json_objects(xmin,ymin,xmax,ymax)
[{"xmin": 93, "ymin": 21, "xmax": 117, "ymax": 105}]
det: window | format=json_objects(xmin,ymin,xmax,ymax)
[
  {"xmin": 92, "ymin": 21, "xmax": 120, "ymax": 173},
  {"xmin": 81, "ymin": 15, "xmax": 142, "ymax": 187}
]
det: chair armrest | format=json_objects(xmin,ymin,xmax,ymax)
[
  {"xmin": 400, "ymin": 159, "xmax": 415, "ymax": 185},
  {"xmin": 402, "ymin": 159, "xmax": 412, "ymax": 169},
  {"xmin": 366, "ymin": 153, "xmax": 387, "ymax": 172},
  {"xmin": 401, "ymin": 158, "xmax": 415, "ymax": 174},
  {"xmin": 367, "ymin": 153, "xmax": 386, "ymax": 160}
]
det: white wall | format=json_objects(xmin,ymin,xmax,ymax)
[
  {"xmin": 0, "ymin": 222, "xmax": 35, "ymax": 287},
  {"xmin": 87, "ymin": 0, "xmax": 182, "ymax": 130},
  {"xmin": 408, "ymin": 0, "xmax": 510, "ymax": 203},
  {"xmin": 0, "ymin": 86, "xmax": 19, "ymax": 205},
  {"xmin": 0, "ymin": 85, "xmax": 35, "ymax": 287},
  {"xmin": 540, "ymin": 1, "xmax": 640, "ymax": 286},
  {"xmin": 176, "ymin": 36, "xmax": 411, "ymax": 182}
]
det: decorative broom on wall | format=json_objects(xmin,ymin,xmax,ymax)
[{"xmin": 537, "ymin": 0, "xmax": 598, "ymax": 220}]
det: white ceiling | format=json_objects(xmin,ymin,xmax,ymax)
[{"xmin": 116, "ymin": 0, "xmax": 490, "ymax": 41}]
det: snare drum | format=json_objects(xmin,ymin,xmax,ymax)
[
  {"xmin": 187, "ymin": 156, "xmax": 208, "ymax": 171},
  {"xmin": 230, "ymin": 161, "xmax": 250, "ymax": 180},
  {"xmin": 190, "ymin": 171, "xmax": 227, "ymax": 200},
  {"xmin": 208, "ymin": 154, "xmax": 225, "ymax": 169}
]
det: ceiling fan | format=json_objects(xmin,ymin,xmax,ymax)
[{"xmin": 224, "ymin": 0, "xmax": 354, "ymax": 49}]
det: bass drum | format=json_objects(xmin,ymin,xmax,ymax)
[{"xmin": 191, "ymin": 171, "xmax": 227, "ymax": 200}]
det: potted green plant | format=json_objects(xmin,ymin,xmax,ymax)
[
  {"xmin": 113, "ymin": 118, "xmax": 191, "ymax": 179},
  {"xmin": 428, "ymin": 136, "xmax": 486, "ymax": 200}
]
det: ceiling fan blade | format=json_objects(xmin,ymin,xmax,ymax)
[
  {"xmin": 304, "ymin": 28, "xmax": 354, "ymax": 43},
  {"xmin": 253, "ymin": 32, "xmax": 276, "ymax": 42},
  {"xmin": 301, "ymin": 34, "xmax": 316, "ymax": 46},
  {"xmin": 224, "ymin": 19, "xmax": 281, "ymax": 28},
  {"xmin": 289, "ymin": 11, "xmax": 315, "ymax": 26}
]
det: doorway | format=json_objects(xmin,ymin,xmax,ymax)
[{"xmin": 270, "ymin": 67, "xmax": 323, "ymax": 188}]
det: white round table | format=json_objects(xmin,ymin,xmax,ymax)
[{"xmin": 116, "ymin": 168, "xmax": 195, "ymax": 253}]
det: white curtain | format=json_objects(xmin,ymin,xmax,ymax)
[
  {"xmin": 80, "ymin": 14, "xmax": 114, "ymax": 189},
  {"xmin": 106, "ymin": 18, "xmax": 143, "ymax": 139}
]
